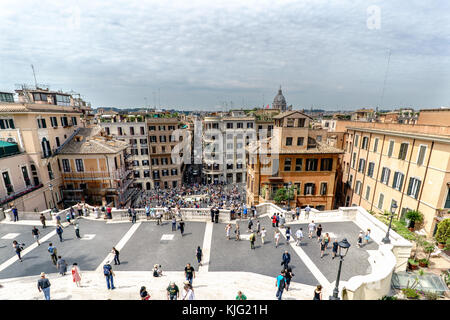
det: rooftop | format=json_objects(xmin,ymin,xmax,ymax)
[
  {"xmin": 247, "ymin": 136, "xmax": 344, "ymax": 155},
  {"xmin": 0, "ymin": 102, "xmax": 82, "ymax": 114}
]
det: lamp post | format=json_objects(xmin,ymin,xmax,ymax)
[
  {"xmin": 48, "ymin": 183, "xmax": 56, "ymax": 211},
  {"xmin": 382, "ymin": 203, "xmax": 398, "ymax": 244},
  {"xmin": 329, "ymin": 238, "xmax": 351, "ymax": 300}
]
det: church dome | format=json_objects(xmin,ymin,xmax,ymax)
[{"xmin": 272, "ymin": 87, "xmax": 287, "ymax": 111}]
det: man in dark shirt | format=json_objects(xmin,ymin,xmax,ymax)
[
  {"xmin": 167, "ymin": 282, "xmax": 180, "ymax": 300},
  {"xmin": 214, "ymin": 208, "xmax": 219, "ymax": 223},
  {"xmin": 37, "ymin": 272, "xmax": 51, "ymax": 300},
  {"xmin": 210, "ymin": 207, "xmax": 215, "ymax": 222},
  {"xmin": 184, "ymin": 263, "xmax": 195, "ymax": 285}
]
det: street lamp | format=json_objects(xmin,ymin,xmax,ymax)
[
  {"xmin": 287, "ymin": 182, "xmax": 292, "ymax": 212},
  {"xmin": 329, "ymin": 238, "xmax": 351, "ymax": 300},
  {"xmin": 382, "ymin": 202, "xmax": 398, "ymax": 244},
  {"xmin": 48, "ymin": 183, "xmax": 56, "ymax": 211}
]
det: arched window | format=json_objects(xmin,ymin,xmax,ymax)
[{"xmin": 41, "ymin": 138, "xmax": 51, "ymax": 158}]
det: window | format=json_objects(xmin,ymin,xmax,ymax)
[
  {"xmin": 295, "ymin": 158, "xmax": 302, "ymax": 171},
  {"xmin": 0, "ymin": 92, "xmax": 14, "ymax": 102},
  {"xmin": 367, "ymin": 162, "xmax": 375, "ymax": 178},
  {"xmin": 75, "ymin": 159, "xmax": 84, "ymax": 172},
  {"xmin": 47, "ymin": 163, "xmax": 54, "ymax": 180},
  {"xmin": 226, "ymin": 123, "xmax": 233, "ymax": 129},
  {"xmin": 171, "ymin": 169, "xmax": 178, "ymax": 176},
  {"xmin": 357, "ymin": 159, "xmax": 366, "ymax": 173},
  {"xmin": 355, "ymin": 181, "xmax": 362, "ymax": 195},
  {"xmin": 55, "ymin": 94, "xmax": 70, "ymax": 106},
  {"xmin": 381, "ymin": 167, "xmax": 390, "ymax": 184},
  {"xmin": 320, "ymin": 182, "xmax": 327, "ymax": 195},
  {"xmin": 349, "ymin": 174, "xmax": 353, "ymax": 186},
  {"xmin": 398, "ymin": 143, "xmax": 408, "ymax": 160},
  {"xmin": 148, "ymin": 126, "xmax": 156, "ymax": 131},
  {"xmin": 354, "ymin": 135, "xmax": 359, "ymax": 148},
  {"xmin": 134, "ymin": 171, "xmax": 140, "ymax": 178},
  {"xmin": 352, "ymin": 152, "xmax": 356, "ymax": 168},
  {"xmin": 162, "ymin": 169, "xmax": 169, "ymax": 176},
  {"xmin": 247, "ymin": 122, "xmax": 253, "ymax": 128},
  {"xmin": 50, "ymin": 117, "xmax": 58, "ymax": 127},
  {"xmin": 365, "ymin": 186, "xmax": 371, "ymax": 200},
  {"xmin": 140, "ymin": 127, "xmax": 145, "ymax": 135},
  {"xmin": 158, "ymin": 126, "xmax": 166, "ymax": 131},
  {"xmin": 21, "ymin": 166, "xmax": 31, "ymax": 186},
  {"xmin": 142, "ymin": 160, "xmax": 149, "ymax": 166},
  {"xmin": 129, "ymin": 127, "xmax": 135, "ymax": 135},
  {"xmin": 321, "ymin": 158, "xmax": 333, "ymax": 171},
  {"xmin": 362, "ymin": 137, "xmax": 369, "ymax": 150},
  {"xmin": 297, "ymin": 137, "xmax": 304, "ymax": 146},
  {"xmin": 407, "ymin": 178, "xmax": 421, "ymax": 199},
  {"xmin": 140, "ymin": 138, "xmax": 148, "ymax": 144},
  {"xmin": 60, "ymin": 116, "xmax": 69, "ymax": 127},
  {"xmin": 286, "ymin": 118, "xmax": 295, "ymax": 127},
  {"xmin": 237, "ymin": 123, "xmax": 243, "ymax": 129},
  {"xmin": 392, "ymin": 172, "xmax": 404, "ymax": 191},
  {"xmin": 152, "ymin": 170, "xmax": 160, "ymax": 179},
  {"xmin": 2, "ymin": 171, "xmax": 14, "ymax": 194},
  {"xmin": 37, "ymin": 118, "xmax": 47, "ymax": 129},
  {"xmin": 387, "ymin": 140, "xmax": 394, "ymax": 157},
  {"xmin": 33, "ymin": 93, "xmax": 48, "ymax": 102},
  {"xmin": 55, "ymin": 137, "xmax": 60, "ymax": 147},
  {"xmin": 141, "ymin": 148, "xmax": 149, "ymax": 155},
  {"xmin": 151, "ymin": 158, "xmax": 159, "ymax": 166},
  {"xmin": 284, "ymin": 158, "xmax": 291, "ymax": 171},
  {"xmin": 304, "ymin": 183, "xmax": 315, "ymax": 195},
  {"xmin": 444, "ymin": 187, "xmax": 450, "ymax": 208},
  {"xmin": 172, "ymin": 181, "xmax": 178, "ymax": 188},
  {"xmin": 286, "ymin": 137, "xmax": 293, "ymax": 146},
  {"xmin": 71, "ymin": 117, "xmax": 78, "ymax": 126},
  {"xmin": 373, "ymin": 138, "xmax": 379, "ymax": 152},
  {"xmin": 160, "ymin": 135, "xmax": 166, "ymax": 142},
  {"xmin": 0, "ymin": 118, "xmax": 15, "ymax": 129},
  {"xmin": 377, "ymin": 193, "xmax": 384, "ymax": 209},
  {"xmin": 143, "ymin": 170, "xmax": 150, "ymax": 178},
  {"xmin": 41, "ymin": 138, "xmax": 51, "ymax": 158},
  {"xmin": 236, "ymin": 163, "xmax": 243, "ymax": 169},
  {"xmin": 150, "ymin": 136, "xmax": 157, "ymax": 143},
  {"xmin": 305, "ymin": 159, "xmax": 318, "ymax": 171},
  {"xmin": 133, "ymin": 160, "xmax": 139, "ymax": 166},
  {"xmin": 297, "ymin": 118, "xmax": 305, "ymax": 127},
  {"xmin": 118, "ymin": 127, "xmax": 123, "ymax": 135},
  {"xmin": 417, "ymin": 145, "xmax": 427, "ymax": 166}
]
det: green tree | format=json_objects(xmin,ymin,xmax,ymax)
[{"xmin": 435, "ymin": 219, "xmax": 450, "ymax": 245}]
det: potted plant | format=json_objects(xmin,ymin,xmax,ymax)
[
  {"xmin": 418, "ymin": 258, "xmax": 429, "ymax": 268},
  {"xmin": 408, "ymin": 258, "xmax": 419, "ymax": 270},
  {"xmin": 406, "ymin": 210, "xmax": 423, "ymax": 231},
  {"xmin": 435, "ymin": 219, "xmax": 449, "ymax": 249}
]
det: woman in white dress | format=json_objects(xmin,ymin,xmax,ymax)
[
  {"xmin": 182, "ymin": 282, "xmax": 195, "ymax": 300},
  {"xmin": 260, "ymin": 227, "xmax": 267, "ymax": 244},
  {"xmin": 274, "ymin": 230, "xmax": 281, "ymax": 248}
]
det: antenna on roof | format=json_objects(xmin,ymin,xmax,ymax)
[{"xmin": 31, "ymin": 64, "xmax": 38, "ymax": 89}]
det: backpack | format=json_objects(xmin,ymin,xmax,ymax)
[
  {"xmin": 153, "ymin": 269, "xmax": 159, "ymax": 277},
  {"xmin": 278, "ymin": 276, "xmax": 286, "ymax": 290},
  {"xmin": 103, "ymin": 264, "xmax": 111, "ymax": 276}
]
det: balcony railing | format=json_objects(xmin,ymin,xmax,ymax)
[
  {"xmin": 61, "ymin": 168, "xmax": 132, "ymax": 181},
  {"xmin": 0, "ymin": 183, "xmax": 43, "ymax": 206}
]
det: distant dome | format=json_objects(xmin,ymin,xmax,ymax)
[{"xmin": 272, "ymin": 86, "xmax": 287, "ymax": 111}]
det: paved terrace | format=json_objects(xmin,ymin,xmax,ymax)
[{"xmin": 0, "ymin": 204, "xmax": 412, "ymax": 300}]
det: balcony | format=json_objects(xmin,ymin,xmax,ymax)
[
  {"xmin": 61, "ymin": 168, "xmax": 132, "ymax": 181},
  {"xmin": 0, "ymin": 183, "xmax": 43, "ymax": 206}
]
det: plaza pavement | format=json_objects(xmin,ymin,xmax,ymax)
[{"xmin": 0, "ymin": 215, "xmax": 377, "ymax": 300}]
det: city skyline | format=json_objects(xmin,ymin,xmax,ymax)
[{"xmin": 0, "ymin": 0, "xmax": 449, "ymax": 110}]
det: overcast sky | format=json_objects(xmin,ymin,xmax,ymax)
[{"xmin": 0, "ymin": 0, "xmax": 449, "ymax": 111}]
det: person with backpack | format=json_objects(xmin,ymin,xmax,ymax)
[
  {"xmin": 247, "ymin": 218, "xmax": 253, "ymax": 232},
  {"xmin": 284, "ymin": 266, "xmax": 294, "ymax": 291},
  {"xmin": 196, "ymin": 246, "xmax": 203, "ymax": 266},
  {"xmin": 111, "ymin": 247, "xmax": 120, "ymax": 265},
  {"xmin": 275, "ymin": 270, "xmax": 286, "ymax": 300},
  {"xmin": 249, "ymin": 231, "xmax": 256, "ymax": 249},
  {"xmin": 285, "ymin": 226, "xmax": 292, "ymax": 242},
  {"xmin": 56, "ymin": 225, "xmax": 63, "ymax": 242},
  {"xmin": 48, "ymin": 243, "xmax": 58, "ymax": 265},
  {"xmin": 103, "ymin": 261, "xmax": 115, "ymax": 290},
  {"xmin": 12, "ymin": 240, "xmax": 23, "ymax": 262}
]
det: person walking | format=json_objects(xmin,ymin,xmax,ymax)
[
  {"xmin": 271, "ymin": 214, "xmax": 277, "ymax": 228},
  {"xmin": 131, "ymin": 208, "xmax": 137, "ymax": 224},
  {"xmin": 156, "ymin": 210, "xmax": 162, "ymax": 225},
  {"xmin": 305, "ymin": 205, "xmax": 311, "ymax": 220},
  {"xmin": 210, "ymin": 207, "xmax": 215, "ymax": 223},
  {"xmin": 40, "ymin": 213, "xmax": 46, "ymax": 228},
  {"xmin": 249, "ymin": 231, "xmax": 256, "ymax": 249},
  {"xmin": 184, "ymin": 263, "xmax": 195, "ymax": 285},
  {"xmin": 57, "ymin": 256, "xmax": 67, "ymax": 276},
  {"xmin": 279, "ymin": 214, "xmax": 285, "ymax": 228},
  {"xmin": 37, "ymin": 272, "xmax": 51, "ymax": 300},
  {"xmin": 316, "ymin": 224, "xmax": 323, "ymax": 242},
  {"xmin": 295, "ymin": 207, "xmax": 300, "ymax": 220},
  {"xmin": 172, "ymin": 216, "xmax": 177, "ymax": 231},
  {"xmin": 196, "ymin": 246, "xmax": 203, "ymax": 266},
  {"xmin": 324, "ymin": 232, "xmax": 330, "ymax": 248},
  {"xmin": 364, "ymin": 228, "xmax": 371, "ymax": 245},
  {"xmin": 284, "ymin": 266, "xmax": 294, "ymax": 291},
  {"xmin": 112, "ymin": 247, "xmax": 120, "ymax": 265},
  {"xmin": 281, "ymin": 251, "xmax": 291, "ymax": 269},
  {"xmin": 247, "ymin": 218, "xmax": 253, "ymax": 232},
  {"xmin": 32, "ymin": 226, "xmax": 40, "ymax": 245},
  {"xmin": 103, "ymin": 261, "xmax": 115, "ymax": 290},
  {"xmin": 76, "ymin": 203, "xmax": 83, "ymax": 217},
  {"xmin": 275, "ymin": 213, "xmax": 280, "ymax": 227},
  {"xmin": 71, "ymin": 263, "xmax": 81, "ymax": 287},
  {"xmin": 167, "ymin": 282, "xmax": 180, "ymax": 300},
  {"xmin": 94, "ymin": 206, "xmax": 100, "ymax": 219},
  {"xmin": 179, "ymin": 219, "xmax": 185, "ymax": 236},
  {"xmin": 12, "ymin": 206, "xmax": 19, "ymax": 222},
  {"xmin": 256, "ymin": 220, "xmax": 261, "ymax": 235},
  {"xmin": 235, "ymin": 224, "xmax": 240, "ymax": 241},
  {"xmin": 74, "ymin": 222, "xmax": 81, "ymax": 239},
  {"xmin": 182, "ymin": 282, "xmax": 195, "ymax": 300},
  {"xmin": 261, "ymin": 227, "xmax": 266, "ymax": 244},
  {"xmin": 66, "ymin": 211, "xmax": 71, "ymax": 224},
  {"xmin": 331, "ymin": 239, "xmax": 339, "ymax": 259},
  {"xmin": 320, "ymin": 238, "xmax": 326, "ymax": 258},
  {"xmin": 48, "ymin": 243, "xmax": 58, "ymax": 266},
  {"xmin": 274, "ymin": 230, "xmax": 281, "ymax": 248},
  {"xmin": 145, "ymin": 205, "xmax": 150, "ymax": 220},
  {"xmin": 313, "ymin": 285, "xmax": 322, "ymax": 300},
  {"xmin": 275, "ymin": 270, "xmax": 286, "ymax": 300},
  {"xmin": 285, "ymin": 226, "xmax": 292, "ymax": 243},
  {"xmin": 295, "ymin": 228, "xmax": 304, "ymax": 246},
  {"xmin": 140, "ymin": 286, "xmax": 151, "ymax": 300},
  {"xmin": 225, "ymin": 224, "xmax": 232, "ymax": 240},
  {"xmin": 357, "ymin": 230, "xmax": 364, "ymax": 248},
  {"xmin": 308, "ymin": 220, "xmax": 316, "ymax": 239},
  {"xmin": 12, "ymin": 240, "xmax": 23, "ymax": 262},
  {"xmin": 214, "ymin": 207, "xmax": 219, "ymax": 223},
  {"xmin": 56, "ymin": 225, "xmax": 63, "ymax": 242}
]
